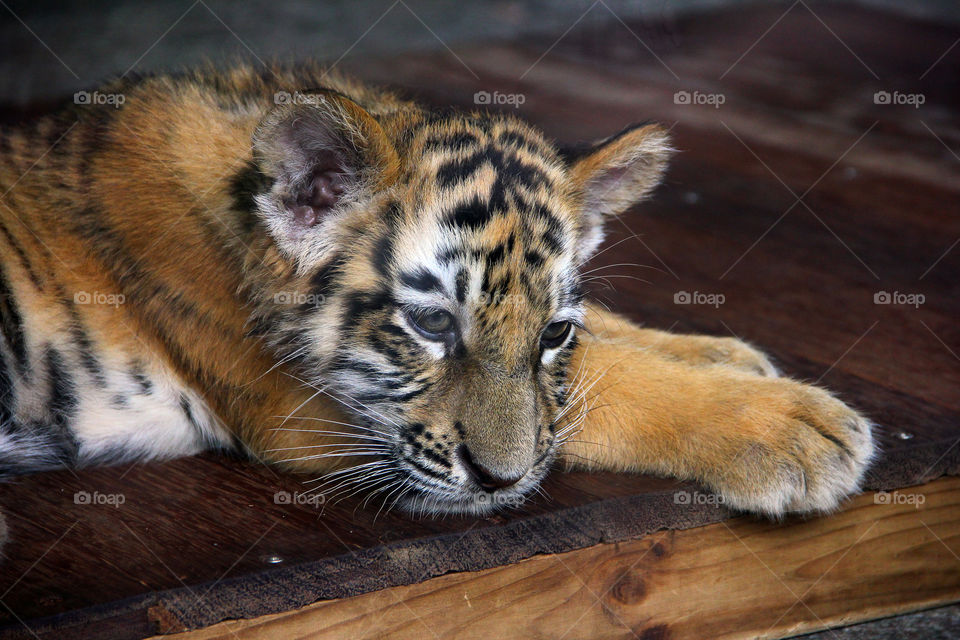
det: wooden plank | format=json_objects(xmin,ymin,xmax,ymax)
[{"xmin": 155, "ymin": 477, "xmax": 960, "ymax": 640}]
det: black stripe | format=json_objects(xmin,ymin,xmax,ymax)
[
  {"xmin": 524, "ymin": 250, "xmax": 545, "ymax": 267},
  {"xmin": 399, "ymin": 269, "xmax": 443, "ymax": 293},
  {"xmin": 367, "ymin": 334, "xmax": 409, "ymax": 370},
  {"xmin": 455, "ymin": 268, "xmax": 469, "ymax": 304},
  {"xmin": 229, "ymin": 161, "xmax": 270, "ymax": 233},
  {"xmin": 310, "ymin": 254, "xmax": 342, "ymax": 298},
  {"xmin": 180, "ymin": 395, "xmax": 199, "ymax": 431},
  {"xmin": 0, "ymin": 260, "xmax": 28, "ymax": 373},
  {"xmin": 422, "ymin": 447, "xmax": 452, "ymax": 468},
  {"xmin": 497, "ymin": 130, "xmax": 546, "ymax": 154},
  {"xmin": 180, "ymin": 394, "xmax": 221, "ymax": 450},
  {"xmin": 540, "ymin": 229, "xmax": 563, "ymax": 255},
  {"xmin": 341, "ymin": 289, "xmax": 393, "ymax": 328},
  {"xmin": 404, "ymin": 455, "xmax": 450, "ymax": 481},
  {"xmin": 437, "ymin": 147, "xmax": 549, "ymax": 192},
  {"xmin": 0, "ymin": 348, "xmax": 14, "ymax": 426},
  {"xmin": 445, "ymin": 197, "xmax": 493, "ymax": 230},
  {"xmin": 60, "ymin": 295, "xmax": 107, "ymax": 388},
  {"xmin": 437, "ymin": 150, "xmax": 488, "ymax": 187},
  {"xmin": 371, "ymin": 231, "xmax": 395, "ymax": 277},
  {"xmin": 422, "ymin": 132, "xmax": 479, "ymax": 152},
  {"xmin": 130, "ymin": 361, "xmax": 153, "ymax": 394},
  {"xmin": 0, "ymin": 219, "xmax": 44, "ymax": 289},
  {"xmin": 45, "ymin": 348, "xmax": 80, "ymax": 460},
  {"xmin": 486, "ymin": 244, "xmax": 505, "ymax": 266}
]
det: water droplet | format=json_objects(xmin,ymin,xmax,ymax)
[
  {"xmin": 895, "ymin": 431, "xmax": 913, "ymax": 440},
  {"xmin": 263, "ymin": 555, "xmax": 284, "ymax": 564}
]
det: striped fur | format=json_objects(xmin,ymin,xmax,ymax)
[{"xmin": 0, "ymin": 63, "xmax": 873, "ymax": 517}]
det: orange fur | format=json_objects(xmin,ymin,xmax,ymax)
[{"xmin": 0, "ymin": 63, "xmax": 874, "ymax": 515}]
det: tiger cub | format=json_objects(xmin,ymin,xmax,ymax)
[{"xmin": 0, "ymin": 64, "xmax": 874, "ymax": 516}]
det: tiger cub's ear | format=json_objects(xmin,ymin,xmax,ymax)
[
  {"xmin": 562, "ymin": 123, "xmax": 672, "ymax": 261},
  {"xmin": 252, "ymin": 91, "xmax": 400, "ymax": 268}
]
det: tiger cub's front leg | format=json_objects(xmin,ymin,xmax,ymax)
[
  {"xmin": 562, "ymin": 305, "xmax": 875, "ymax": 515},
  {"xmin": 585, "ymin": 308, "xmax": 779, "ymax": 376}
]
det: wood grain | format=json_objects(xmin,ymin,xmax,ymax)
[{"xmin": 154, "ymin": 478, "xmax": 960, "ymax": 640}]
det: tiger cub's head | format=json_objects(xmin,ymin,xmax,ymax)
[{"xmin": 248, "ymin": 89, "xmax": 670, "ymax": 514}]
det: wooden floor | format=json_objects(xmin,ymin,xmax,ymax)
[
  {"xmin": 1, "ymin": 4, "xmax": 958, "ymax": 639},
  {"xmin": 157, "ymin": 477, "xmax": 960, "ymax": 640}
]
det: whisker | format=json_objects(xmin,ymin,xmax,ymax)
[
  {"xmin": 266, "ymin": 428, "xmax": 391, "ymax": 444},
  {"xmin": 269, "ymin": 416, "xmax": 391, "ymax": 437},
  {"xmin": 265, "ymin": 443, "xmax": 391, "ymax": 452},
  {"xmin": 277, "ymin": 451, "xmax": 386, "ymax": 464},
  {"xmin": 327, "ymin": 469, "xmax": 397, "ymax": 503},
  {"xmin": 242, "ymin": 345, "xmax": 308, "ymax": 389},
  {"xmin": 580, "ymin": 235, "xmax": 636, "ymax": 264},
  {"xmin": 583, "ymin": 274, "xmax": 651, "ymax": 285},
  {"xmin": 304, "ymin": 460, "xmax": 388, "ymax": 484},
  {"xmin": 278, "ymin": 386, "xmax": 326, "ymax": 427},
  {"xmin": 285, "ymin": 372, "xmax": 404, "ymax": 430},
  {"xmin": 557, "ymin": 451, "xmax": 601, "ymax": 465},
  {"xmin": 580, "ymin": 262, "xmax": 656, "ymax": 276}
]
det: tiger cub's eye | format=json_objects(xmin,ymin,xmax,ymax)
[
  {"xmin": 540, "ymin": 321, "xmax": 572, "ymax": 349},
  {"xmin": 408, "ymin": 309, "xmax": 456, "ymax": 339}
]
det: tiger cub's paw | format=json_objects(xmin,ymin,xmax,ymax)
[{"xmin": 707, "ymin": 380, "xmax": 876, "ymax": 517}]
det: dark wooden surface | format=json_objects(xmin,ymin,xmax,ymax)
[{"xmin": 1, "ymin": 3, "xmax": 958, "ymax": 637}]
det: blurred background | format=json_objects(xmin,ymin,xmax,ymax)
[{"xmin": 1, "ymin": 0, "xmax": 959, "ymax": 107}]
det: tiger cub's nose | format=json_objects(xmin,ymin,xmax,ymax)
[{"xmin": 457, "ymin": 444, "xmax": 524, "ymax": 490}]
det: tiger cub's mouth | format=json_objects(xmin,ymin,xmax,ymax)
[
  {"xmin": 316, "ymin": 429, "xmax": 558, "ymax": 517},
  {"xmin": 387, "ymin": 439, "xmax": 557, "ymax": 516}
]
